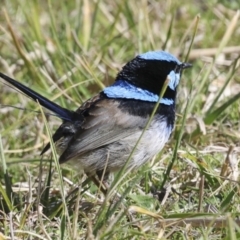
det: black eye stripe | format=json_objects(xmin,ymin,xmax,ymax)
[
  {"xmin": 175, "ymin": 65, "xmax": 181, "ymax": 73},
  {"xmin": 175, "ymin": 62, "xmax": 192, "ymax": 73}
]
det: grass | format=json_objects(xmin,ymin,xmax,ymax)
[{"xmin": 0, "ymin": 0, "xmax": 240, "ymax": 239}]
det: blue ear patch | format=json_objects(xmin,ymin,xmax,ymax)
[
  {"xmin": 139, "ymin": 51, "xmax": 181, "ymax": 64},
  {"xmin": 168, "ymin": 70, "xmax": 180, "ymax": 91},
  {"xmin": 103, "ymin": 80, "xmax": 174, "ymax": 105}
]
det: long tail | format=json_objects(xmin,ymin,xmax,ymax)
[{"xmin": 0, "ymin": 72, "xmax": 75, "ymax": 121}]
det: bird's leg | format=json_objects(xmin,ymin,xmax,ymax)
[
  {"xmin": 82, "ymin": 172, "xmax": 108, "ymax": 195},
  {"xmin": 96, "ymin": 170, "xmax": 110, "ymax": 191}
]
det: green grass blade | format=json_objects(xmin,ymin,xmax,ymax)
[{"xmin": 204, "ymin": 92, "xmax": 240, "ymax": 125}]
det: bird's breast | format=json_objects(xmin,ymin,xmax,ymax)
[
  {"xmin": 124, "ymin": 116, "xmax": 173, "ymax": 168},
  {"xmin": 66, "ymin": 116, "xmax": 173, "ymax": 173}
]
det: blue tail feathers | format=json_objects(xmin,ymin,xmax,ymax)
[{"xmin": 0, "ymin": 72, "xmax": 75, "ymax": 121}]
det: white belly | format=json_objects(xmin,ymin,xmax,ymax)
[{"xmin": 67, "ymin": 117, "xmax": 173, "ymax": 173}]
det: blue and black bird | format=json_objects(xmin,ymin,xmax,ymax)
[{"xmin": 0, "ymin": 51, "xmax": 191, "ymax": 190}]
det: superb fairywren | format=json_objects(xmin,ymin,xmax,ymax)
[{"xmin": 0, "ymin": 51, "xmax": 191, "ymax": 191}]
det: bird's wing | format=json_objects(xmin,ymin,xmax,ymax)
[
  {"xmin": 41, "ymin": 94, "xmax": 101, "ymax": 155},
  {"xmin": 59, "ymin": 98, "xmax": 148, "ymax": 163}
]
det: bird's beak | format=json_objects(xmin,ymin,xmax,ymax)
[{"xmin": 181, "ymin": 62, "xmax": 192, "ymax": 69}]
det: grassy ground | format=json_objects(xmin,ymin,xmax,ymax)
[{"xmin": 0, "ymin": 0, "xmax": 240, "ymax": 239}]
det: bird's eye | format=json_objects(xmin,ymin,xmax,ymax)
[
  {"xmin": 175, "ymin": 62, "xmax": 192, "ymax": 73},
  {"xmin": 174, "ymin": 65, "xmax": 181, "ymax": 73}
]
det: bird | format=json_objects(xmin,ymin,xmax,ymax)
[{"xmin": 0, "ymin": 50, "xmax": 191, "ymax": 192}]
